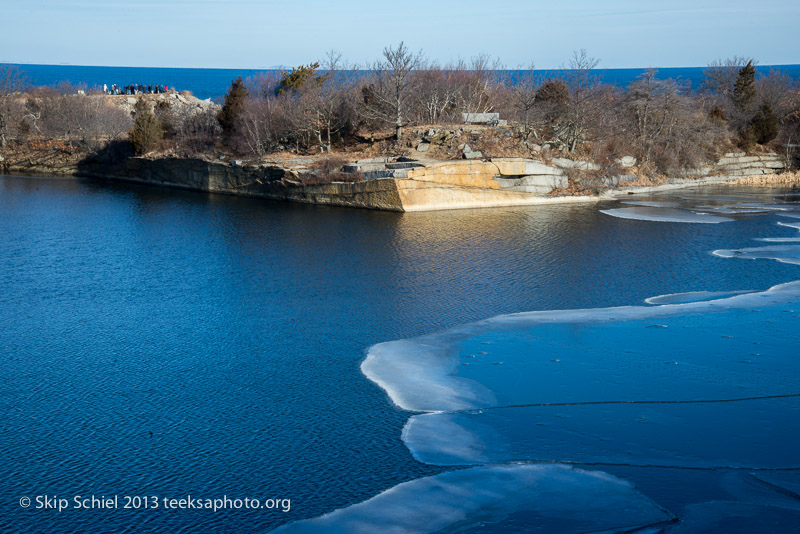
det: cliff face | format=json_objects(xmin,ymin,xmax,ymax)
[
  {"xmin": 77, "ymin": 156, "xmax": 409, "ymax": 211},
  {"xmin": 76, "ymin": 156, "xmax": 584, "ymax": 212}
]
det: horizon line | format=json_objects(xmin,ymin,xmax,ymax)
[{"xmin": 4, "ymin": 61, "xmax": 800, "ymax": 72}]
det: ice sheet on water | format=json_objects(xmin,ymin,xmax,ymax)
[
  {"xmin": 361, "ymin": 281, "xmax": 800, "ymax": 412},
  {"xmin": 270, "ymin": 464, "xmax": 674, "ymax": 534},
  {"xmin": 713, "ymin": 245, "xmax": 800, "ymax": 266},
  {"xmin": 644, "ymin": 290, "xmax": 755, "ymax": 305},
  {"xmin": 756, "ymin": 237, "xmax": 800, "ymax": 243},
  {"xmin": 361, "ymin": 338, "xmax": 496, "ymax": 413},
  {"xmin": 722, "ymin": 472, "xmax": 800, "ymax": 512},
  {"xmin": 665, "ymin": 501, "xmax": 800, "ymax": 533},
  {"xmin": 403, "ymin": 398, "xmax": 800, "ymax": 468},
  {"xmin": 712, "ymin": 218, "xmax": 800, "ymax": 265},
  {"xmin": 600, "ymin": 207, "xmax": 734, "ymax": 223},
  {"xmin": 751, "ymin": 472, "xmax": 800, "ymax": 499},
  {"xmin": 736, "ymin": 203, "xmax": 795, "ymax": 211},
  {"xmin": 693, "ymin": 206, "xmax": 772, "ymax": 214},
  {"xmin": 621, "ymin": 200, "xmax": 681, "ymax": 208}
]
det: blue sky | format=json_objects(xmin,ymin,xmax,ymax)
[{"xmin": 1, "ymin": 0, "xmax": 798, "ymax": 69}]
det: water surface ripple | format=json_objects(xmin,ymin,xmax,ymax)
[{"xmin": 1, "ymin": 177, "xmax": 799, "ymax": 532}]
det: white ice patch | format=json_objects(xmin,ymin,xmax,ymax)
[
  {"xmin": 270, "ymin": 464, "xmax": 674, "ymax": 534},
  {"xmin": 401, "ymin": 413, "xmax": 496, "ymax": 465},
  {"xmin": 693, "ymin": 206, "xmax": 772, "ymax": 214},
  {"xmin": 361, "ymin": 281, "xmax": 800, "ymax": 412},
  {"xmin": 645, "ymin": 290, "xmax": 755, "ymax": 305},
  {"xmin": 601, "ymin": 207, "xmax": 734, "ymax": 223},
  {"xmin": 712, "ymin": 245, "xmax": 800, "ymax": 266},
  {"xmin": 756, "ymin": 237, "xmax": 800, "ymax": 243},
  {"xmin": 621, "ymin": 200, "xmax": 681, "ymax": 208},
  {"xmin": 712, "ymin": 219, "xmax": 800, "ymax": 266},
  {"xmin": 361, "ymin": 339, "xmax": 496, "ymax": 413}
]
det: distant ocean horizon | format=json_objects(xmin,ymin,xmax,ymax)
[{"xmin": 4, "ymin": 62, "xmax": 800, "ymax": 101}]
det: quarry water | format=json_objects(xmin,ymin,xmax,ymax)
[{"xmin": 1, "ymin": 175, "xmax": 800, "ymax": 533}]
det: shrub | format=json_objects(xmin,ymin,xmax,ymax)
[
  {"xmin": 128, "ymin": 99, "xmax": 162, "ymax": 155},
  {"xmin": 301, "ymin": 157, "xmax": 363, "ymax": 185},
  {"xmin": 751, "ymin": 103, "xmax": 779, "ymax": 145}
]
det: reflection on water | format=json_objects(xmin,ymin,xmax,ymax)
[{"xmin": 1, "ymin": 176, "xmax": 800, "ymax": 532}]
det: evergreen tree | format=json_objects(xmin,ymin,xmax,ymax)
[
  {"xmin": 128, "ymin": 99, "xmax": 162, "ymax": 155},
  {"xmin": 218, "ymin": 76, "xmax": 248, "ymax": 137},
  {"xmin": 733, "ymin": 60, "xmax": 756, "ymax": 111},
  {"xmin": 751, "ymin": 103, "xmax": 779, "ymax": 145},
  {"xmin": 276, "ymin": 63, "xmax": 327, "ymax": 95}
]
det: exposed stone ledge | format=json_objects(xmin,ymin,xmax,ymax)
[{"xmin": 3, "ymin": 150, "xmax": 795, "ymax": 212}]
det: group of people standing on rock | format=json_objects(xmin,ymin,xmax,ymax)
[{"xmin": 103, "ymin": 83, "xmax": 171, "ymax": 95}]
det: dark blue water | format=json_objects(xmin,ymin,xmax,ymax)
[
  {"xmin": 6, "ymin": 63, "xmax": 800, "ymax": 100},
  {"xmin": 2, "ymin": 176, "xmax": 800, "ymax": 532}
]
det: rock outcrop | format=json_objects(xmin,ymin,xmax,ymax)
[
  {"xmin": 669, "ymin": 152, "xmax": 786, "ymax": 183},
  {"xmin": 3, "ymin": 141, "xmax": 795, "ymax": 212}
]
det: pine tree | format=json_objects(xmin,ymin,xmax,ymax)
[
  {"xmin": 733, "ymin": 60, "xmax": 756, "ymax": 111},
  {"xmin": 276, "ymin": 63, "xmax": 327, "ymax": 96},
  {"xmin": 218, "ymin": 76, "xmax": 248, "ymax": 137},
  {"xmin": 128, "ymin": 99, "xmax": 162, "ymax": 155},
  {"xmin": 751, "ymin": 103, "xmax": 779, "ymax": 145}
]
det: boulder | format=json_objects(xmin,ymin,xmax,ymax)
[
  {"xmin": 617, "ymin": 156, "xmax": 637, "ymax": 168},
  {"xmin": 462, "ymin": 112, "xmax": 500, "ymax": 125},
  {"xmin": 362, "ymin": 170, "xmax": 395, "ymax": 180},
  {"xmin": 551, "ymin": 157, "xmax": 601, "ymax": 171},
  {"xmin": 386, "ymin": 162, "xmax": 425, "ymax": 170},
  {"xmin": 463, "ymin": 151, "xmax": 483, "ymax": 160},
  {"xmin": 416, "ymin": 143, "xmax": 430, "ymax": 152},
  {"xmin": 423, "ymin": 129, "xmax": 454, "ymax": 145}
]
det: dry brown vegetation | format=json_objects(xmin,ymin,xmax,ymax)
[{"xmin": 2, "ymin": 50, "xmax": 800, "ymax": 175}]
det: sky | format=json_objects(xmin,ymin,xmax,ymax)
[{"xmin": 1, "ymin": 0, "xmax": 798, "ymax": 69}]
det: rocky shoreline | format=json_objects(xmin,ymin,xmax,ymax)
[{"xmin": 1, "ymin": 145, "xmax": 797, "ymax": 211}]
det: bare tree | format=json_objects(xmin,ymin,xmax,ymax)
[
  {"xmin": 360, "ymin": 42, "xmax": 423, "ymax": 140},
  {"xmin": 312, "ymin": 50, "xmax": 359, "ymax": 153},
  {"xmin": 559, "ymin": 49, "xmax": 602, "ymax": 152},
  {"xmin": 757, "ymin": 68, "xmax": 800, "ymax": 122},
  {"xmin": 702, "ymin": 56, "xmax": 756, "ymax": 98},
  {"xmin": 625, "ymin": 70, "xmax": 726, "ymax": 171},
  {"xmin": 453, "ymin": 54, "xmax": 503, "ymax": 115},
  {"xmin": 0, "ymin": 64, "xmax": 26, "ymax": 148},
  {"xmin": 409, "ymin": 65, "xmax": 460, "ymax": 124},
  {"xmin": 626, "ymin": 70, "xmax": 681, "ymax": 163},
  {"xmin": 239, "ymin": 95, "xmax": 291, "ymax": 157},
  {"xmin": 508, "ymin": 63, "xmax": 541, "ymax": 138}
]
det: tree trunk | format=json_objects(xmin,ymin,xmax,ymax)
[{"xmin": 326, "ymin": 125, "xmax": 331, "ymax": 154}]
